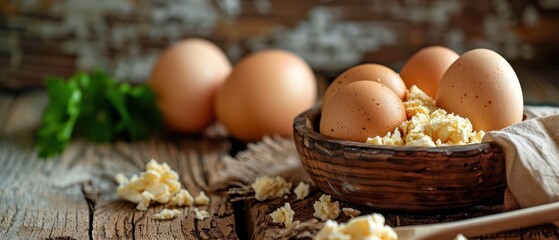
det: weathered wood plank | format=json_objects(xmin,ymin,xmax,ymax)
[
  {"xmin": 0, "ymin": 125, "xmax": 239, "ymax": 240},
  {"xmin": 245, "ymin": 187, "xmax": 559, "ymax": 239},
  {"xmin": 0, "ymin": 138, "xmax": 239, "ymax": 240},
  {"xmin": 222, "ymin": 137, "xmax": 559, "ymax": 240},
  {"xmin": 0, "ymin": 142, "xmax": 91, "ymax": 240},
  {"xmin": 91, "ymin": 139, "xmax": 238, "ymax": 240},
  {"xmin": 0, "ymin": 91, "xmax": 16, "ymax": 135},
  {"xmin": 0, "ymin": 89, "xmax": 239, "ymax": 239}
]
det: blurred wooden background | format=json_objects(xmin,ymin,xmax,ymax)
[{"xmin": 1, "ymin": 0, "xmax": 558, "ymax": 104}]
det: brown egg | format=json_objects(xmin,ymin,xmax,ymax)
[
  {"xmin": 436, "ymin": 48, "xmax": 524, "ymax": 131},
  {"xmin": 149, "ymin": 38, "xmax": 231, "ymax": 133},
  {"xmin": 320, "ymin": 81, "xmax": 407, "ymax": 142},
  {"xmin": 400, "ymin": 46, "xmax": 459, "ymax": 98},
  {"xmin": 215, "ymin": 49, "xmax": 316, "ymax": 142},
  {"xmin": 323, "ymin": 64, "xmax": 406, "ymax": 109}
]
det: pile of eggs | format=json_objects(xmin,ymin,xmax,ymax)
[
  {"xmin": 320, "ymin": 46, "xmax": 524, "ymax": 143},
  {"xmin": 149, "ymin": 39, "xmax": 316, "ymax": 142},
  {"xmin": 149, "ymin": 38, "xmax": 523, "ymax": 144}
]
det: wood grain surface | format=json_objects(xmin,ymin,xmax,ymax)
[
  {"xmin": 0, "ymin": 139, "xmax": 238, "ymax": 240},
  {"xmin": 244, "ymin": 188, "xmax": 559, "ymax": 240},
  {"xmin": 1, "ymin": 91, "xmax": 559, "ymax": 239},
  {"xmin": 0, "ymin": 92, "xmax": 238, "ymax": 239},
  {"xmin": 0, "ymin": 142, "xmax": 91, "ymax": 239}
]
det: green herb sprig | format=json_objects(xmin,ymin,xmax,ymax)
[{"xmin": 36, "ymin": 71, "xmax": 162, "ymax": 158}]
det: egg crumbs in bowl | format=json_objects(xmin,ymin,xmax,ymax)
[
  {"xmin": 293, "ymin": 47, "xmax": 526, "ymax": 211},
  {"xmin": 292, "ymin": 98, "xmax": 507, "ymax": 212},
  {"xmin": 367, "ymin": 86, "xmax": 485, "ymax": 147}
]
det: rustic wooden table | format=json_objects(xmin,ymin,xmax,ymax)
[{"xmin": 1, "ymin": 90, "xmax": 558, "ymax": 240}]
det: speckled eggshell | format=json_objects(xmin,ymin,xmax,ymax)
[
  {"xmin": 436, "ymin": 48, "xmax": 524, "ymax": 131},
  {"xmin": 320, "ymin": 81, "xmax": 407, "ymax": 142},
  {"xmin": 215, "ymin": 49, "xmax": 316, "ymax": 142},
  {"xmin": 149, "ymin": 38, "xmax": 231, "ymax": 133},
  {"xmin": 322, "ymin": 64, "xmax": 406, "ymax": 110},
  {"xmin": 400, "ymin": 46, "xmax": 459, "ymax": 98}
]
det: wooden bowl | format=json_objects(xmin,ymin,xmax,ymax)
[{"xmin": 293, "ymin": 106, "xmax": 506, "ymax": 212}]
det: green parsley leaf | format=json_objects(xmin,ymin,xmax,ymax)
[{"xmin": 36, "ymin": 70, "xmax": 162, "ymax": 158}]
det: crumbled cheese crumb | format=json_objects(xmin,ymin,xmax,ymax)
[
  {"xmin": 404, "ymin": 85, "xmax": 438, "ymax": 118},
  {"xmin": 342, "ymin": 208, "xmax": 361, "ymax": 218},
  {"xmin": 313, "ymin": 194, "xmax": 341, "ymax": 221},
  {"xmin": 314, "ymin": 214, "xmax": 397, "ymax": 240},
  {"xmin": 454, "ymin": 234, "xmax": 468, "ymax": 240},
  {"xmin": 314, "ymin": 221, "xmax": 348, "ymax": 240},
  {"xmin": 115, "ymin": 159, "xmax": 181, "ymax": 211},
  {"xmin": 367, "ymin": 85, "xmax": 485, "ymax": 147},
  {"xmin": 115, "ymin": 173, "xmax": 128, "ymax": 185},
  {"xmin": 170, "ymin": 189, "xmax": 194, "ymax": 207},
  {"xmin": 137, "ymin": 191, "xmax": 154, "ymax": 211},
  {"xmin": 251, "ymin": 176, "xmax": 292, "ymax": 201},
  {"xmin": 294, "ymin": 182, "xmax": 310, "ymax": 200},
  {"xmin": 194, "ymin": 208, "xmax": 209, "ymax": 221},
  {"xmin": 153, "ymin": 208, "xmax": 182, "ymax": 220},
  {"xmin": 366, "ymin": 128, "xmax": 403, "ymax": 146},
  {"xmin": 194, "ymin": 191, "xmax": 210, "ymax": 206},
  {"xmin": 269, "ymin": 202, "xmax": 295, "ymax": 227}
]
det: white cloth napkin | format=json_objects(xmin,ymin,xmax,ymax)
[{"xmin": 483, "ymin": 105, "xmax": 559, "ymax": 225}]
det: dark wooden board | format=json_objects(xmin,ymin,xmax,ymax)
[
  {"xmin": 0, "ymin": 139, "xmax": 239, "ymax": 240},
  {"xmin": 244, "ymin": 188, "xmax": 559, "ymax": 240},
  {"xmin": 0, "ymin": 92, "xmax": 238, "ymax": 239}
]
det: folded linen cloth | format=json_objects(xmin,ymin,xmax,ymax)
[{"xmin": 483, "ymin": 105, "xmax": 559, "ymax": 224}]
